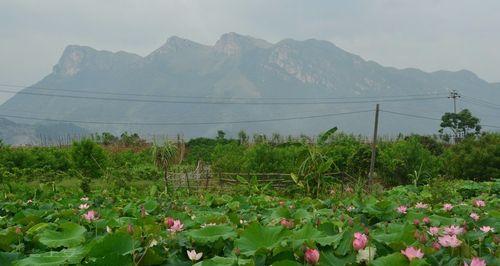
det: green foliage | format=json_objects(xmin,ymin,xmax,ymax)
[
  {"xmin": 38, "ymin": 222, "xmax": 86, "ymax": 248},
  {"xmin": 295, "ymin": 146, "xmax": 334, "ymax": 197},
  {"xmin": 442, "ymin": 133, "xmax": 500, "ymax": 181},
  {"xmin": 377, "ymin": 137, "xmax": 441, "ymax": 185},
  {"xmin": 323, "ymin": 134, "xmax": 371, "ymax": 178},
  {"xmin": 211, "ymin": 143, "xmax": 247, "ymax": 173},
  {"xmin": 439, "ymin": 109, "xmax": 481, "ymax": 140},
  {"xmin": 71, "ymin": 139, "xmax": 107, "ymax": 179},
  {"xmin": 151, "ymin": 139, "xmax": 178, "ymax": 193},
  {"xmin": 1, "ymin": 179, "xmax": 498, "ymax": 265}
]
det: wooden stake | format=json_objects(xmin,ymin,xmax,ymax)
[{"xmin": 369, "ymin": 104, "xmax": 380, "ymax": 183}]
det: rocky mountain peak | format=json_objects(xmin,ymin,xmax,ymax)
[
  {"xmin": 53, "ymin": 45, "xmax": 141, "ymax": 76},
  {"xmin": 52, "ymin": 45, "xmax": 95, "ymax": 76},
  {"xmin": 146, "ymin": 36, "xmax": 209, "ymax": 59},
  {"xmin": 213, "ymin": 32, "xmax": 272, "ymax": 56}
]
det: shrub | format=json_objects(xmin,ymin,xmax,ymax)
[
  {"xmin": 323, "ymin": 134, "xmax": 371, "ymax": 179},
  {"xmin": 377, "ymin": 137, "xmax": 441, "ymax": 186},
  {"xmin": 211, "ymin": 143, "xmax": 247, "ymax": 173},
  {"xmin": 71, "ymin": 139, "xmax": 107, "ymax": 179},
  {"xmin": 442, "ymin": 133, "xmax": 500, "ymax": 181}
]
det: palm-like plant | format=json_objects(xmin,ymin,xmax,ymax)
[
  {"xmin": 292, "ymin": 146, "xmax": 334, "ymax": 198},
  {"xmin": 152, "ymin": 139, "xmax": 178, "ymax": 194}
]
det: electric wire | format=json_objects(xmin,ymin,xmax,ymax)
[
  {"xmin": 0, "ymin": 109, "xmax": 373, "ymax": 126},
  {"xmin": 0, "ymin": 83, "xmax": 448, "ymax": 100},
  {"xmin": 0, "ymin": 88, "xmax": 446, "ymax": 105},
  {"xmin": 381, "ymin": 109, "xmax": 500, "ymax": 129}
]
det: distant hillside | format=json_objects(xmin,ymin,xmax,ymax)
[
  {"xmin": 0, "ymin": 118, "xmax": 88, "ymax": 146},
  {"xmin": 1, "ymin": 32, "xmax": 498, "ymax": 140}
]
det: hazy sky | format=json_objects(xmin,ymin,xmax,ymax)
[{"xmin": 1, "ymin": 0, "xmax": 499, "ymax": 103}]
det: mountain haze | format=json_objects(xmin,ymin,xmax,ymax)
[{"xmin": 1, "ymin": 33, "xmax": 498, "ymax": 143}]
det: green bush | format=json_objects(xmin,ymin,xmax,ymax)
[
  {"xmin": 442, "ymin": 133, "xmax": 500, "ymax": 181},
  {"xmin": 211, "ymin": 143, "xmax": 247, "ymax": 173},
  {"xmin": 243, "ymin": 144, "xmax": 306, "ymax": 173},
  {"xmin": 377, "ymin": 137, "xmax": 441, "ymax": 185},
  {"xmin": 71, "ymin": 139, "xmax": 107, "ymax": 179},
  {"xmin": 324, "ymin": 134, "xmax": 371, "ymax": 178}
]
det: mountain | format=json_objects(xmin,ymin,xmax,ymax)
[
  {"xmin": 0, "ymin": 32, "xmax": 498, "ymax": 141},
  {"xmin": 0, "ymin": 118, "xmax": 88, "ymax": 145}
]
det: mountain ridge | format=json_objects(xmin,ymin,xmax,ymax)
[{"xmin": 0, "ymin": 32, "xmax": 498, "ymax": 142}]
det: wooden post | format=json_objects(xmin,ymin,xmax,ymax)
[
  {"xmin": 204, "ymin": 165, "xmax": 210, "ymax": 190},
  {"xmin": 368, "ymin": 104, "xmax": 380, "ymax": 184},
  {"xmin": 184, "ymin": 171, "xmax": 190, "ymax": 195}
]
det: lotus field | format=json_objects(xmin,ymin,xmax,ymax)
[{"xmin": 0, "ymin": 180, "xmax": 498, "ymax": 266}]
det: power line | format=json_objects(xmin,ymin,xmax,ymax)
[
  {"xmin": 0, "ymin": 109, "xmax": 373, "ymax": 126},
  {"xmin": 381, "ymin": 109, "xmax": 500, "ymax": 129},
  {"xmin": 461, "ymin": 97, "xmax": 500, "ymax": 110},
  {"xmin": 462, "ymin": 95, "xmax": 500, "ymax": 108},
  {"xmin": 0, "ymin": 83, "xmax": 448, "ymax": 100},
  {"xmin": 0, "ymin": 88, "xmax": 446, "ymax": 105},
  {"xmin": 380, "ymin": 110, "xmax": 442, "ymax": 121}
]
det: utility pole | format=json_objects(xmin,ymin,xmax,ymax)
[
  {"xmin": 448, "ymin": 90, "xmax": 461, "ymax": 141},
  {"xmin": 368, "ymin": 104, "xmax": 379, "ymax": 184},
  {"xmin": 448, "ymin": 90, "xmax": 461, "ymax": 114}
]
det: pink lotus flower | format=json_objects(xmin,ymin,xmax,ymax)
[
  {"xmin": 473, "ymin": 199, "xmax": 486, "ymax": 208},
  {"xmin": 187, "ymin": 250, "xmax": 203, "ymax": 262},
  {"xmin": 428, "ymin": 227, "xmax": 439, "ymax": 236},
  {"xmin": 79, "ymin": 203, "xmax": 90, "ymax": 210},
  {"xmin": 438, "ymin": 234, "xmax": 462, "ymax": 248},
  {"xmin": 353, "ymin": 232, "xmax": 368, "ymax": 250},
  {"xmin": 480, "ymin": 226, "xmax": 494, "ymax": 233},
  {"xmin": 280, "ymin": 219, "xmax": 295, "ymax": 229},
  {"xmin": 415, "ymin": 202, "xmax": 428, "ymax": 209},
  {"xmin": 397, "ymin": 205, "xmax": 408, "ymax": 214},
  {"xmin": 422, "ymin": 217, "xmax": 430, "ymax": 224},
  {"xmin": 464, "ymin": 257, "xmax": 486, "ymax": 266},
  {"xmin": 443, "ymin": 225, "xmax": 464, "ymax": 235},
  {"xmin": 83, "ymin": 210, "xmax": 98, "ymax": 222},
  {"xmin": 168, "ymin": 220, "xmax": 184, "ymax": 233},
  {"xmin": 304, "ymin": 248, "xmax": 320, "ymax": 265},
  {"xmin": 432, "ymin": 242, "xmax": 441, "ymax": 250},
  {"xmin": 470, "ymin": 212, "xmax": 480, "ymax": 221},
  {"xmin": 413, "ymin": 219, "xmax": 420, "ymax": 226},
  {"xmin": 443, "ymin": 203, "xmax": 453, "ymax": 212},
  {"xmin": 401, "ymin": 246, "xmax": 424, "ymax": 261}
]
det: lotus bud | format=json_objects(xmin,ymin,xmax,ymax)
[
  {"xmin": 304, "ymin": 248, "xmax": 320, "ymax": 265},
  {"xmin": 165, "ymin": 217, "xmax": 174, "ymax": 228}
]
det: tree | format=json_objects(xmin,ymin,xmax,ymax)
[
  {"xmin": 152, "ymin": 139, "xmax": 178, "ymax": 194},
  {"xmin": 443, "ymin": 133, "xmax": 500, "ymax": 181},
  {"xmin": 71, "ymin": 139, "xmax": 107, "ymax": 194},
  {"xmin": 71, "ymin": 139, "xmax": 107, "ymax": 179},
  {"xmin": 237, "ymin": 130, "xmax": 249, "ymax": 145},
  {"xmin": 216, "ymin": 130, "xmax": 226, "ymax": 141},
  {"xmin": 439, "ymin": 109, "xmax": 481, "ymax": 141}
]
